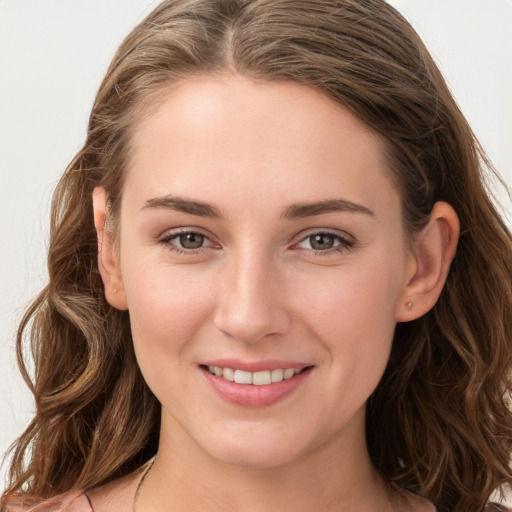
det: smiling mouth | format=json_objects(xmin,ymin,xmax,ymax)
[{"xmin": 203, "ymin": 365, "xmax": 309, "ymax": 385}]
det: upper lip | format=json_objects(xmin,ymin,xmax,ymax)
[{"xmin": 200, "ymin": 359, "xmax": 312, "ymax": 372}]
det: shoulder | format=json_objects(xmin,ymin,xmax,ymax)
[
  {"xmin": 389, "ymin": 486, "xmax": 436, "ymax": 512},
  {"xmin": 2, "ymin": 461, "xmax": 150, "ymax": 512},
  {"xmin": 396, "ymin": 494, "xmax": 512, "ymax": 512},
  {"xmin": 1, "ymin": 493, "xmax": 92, "ymax": 512},
  {"xmin": 84, "ymin": 467, "xmax": 143, "ymax": 512},
  {"xmin": 397, "ymin": 493, "xmax": 512, "ymax": 512},
  {"xmin": 390, "ymin": 484, "xmax": 512, "ymax": 512}
]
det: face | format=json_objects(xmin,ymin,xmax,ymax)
[{"xmin": 100, "ymin": 75, "xmax": 417, "ymax": 469}]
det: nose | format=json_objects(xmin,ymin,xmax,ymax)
[{"xmin": 213, "ymin": 248, "xmax": 291, "ymax": 344}]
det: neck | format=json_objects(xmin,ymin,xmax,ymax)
[{"xmin": 137, "ymin": 408, "xmax": 391, "ymax": 512}]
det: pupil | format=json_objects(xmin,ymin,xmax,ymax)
[
  {"xmin": 311, "ymin": 234, "xmax": 334, "ymax": 250},
  {"xmin": 180, "ymin": 232, "xmax": 204, "ymax": 249}
]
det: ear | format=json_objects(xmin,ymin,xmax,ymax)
[
  {"xmin": 396, "ymin": 201, "xmax": 459, "ymax": 322},
  {"xmin": 92, "ymin": 187, "xmax": 128, "ymax": 311}
]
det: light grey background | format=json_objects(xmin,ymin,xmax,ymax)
[{"xmin": 1, "ymin": 0, "xmax": 511, "ymax": 497}]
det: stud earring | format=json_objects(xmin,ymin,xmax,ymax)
[
  {"xmin": 113, "ymin": 288, "xmax": 118, "ymax": 294},
  {"xmin": 406, "ymin": 301, "xmax": 413, "ymax": 309}
]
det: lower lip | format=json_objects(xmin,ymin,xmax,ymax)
[{"xmin": 201, "ymin": 366, "xmax": 313, "ymax": 408}]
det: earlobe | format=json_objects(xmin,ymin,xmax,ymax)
[
  {"xmin": 92, "ymin": 187, "xmax": 128, "ymax": 311},
  {"xmin": 396, "ymin": 201, "xmax": 459, "ymax": 322}
]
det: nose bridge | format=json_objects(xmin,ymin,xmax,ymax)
[{"xmin": 214, "ymin": 244, "xmax": 290, "ymax": 343}]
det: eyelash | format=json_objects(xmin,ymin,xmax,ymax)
[
  {"xmin": 158, "ymin": 228, "xmax": 214, "ymax": 255},
  {"xmin": 157, "ymin": 229, "xmax": 354, "ymax": 257},
  {"xmin": 295, "ymin": 230, "xmax": 354, "ymax": 256}
]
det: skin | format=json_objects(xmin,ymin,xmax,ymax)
[{"xmin": 90, "ymin": 74, "xmax": 458, "ymax": 512}]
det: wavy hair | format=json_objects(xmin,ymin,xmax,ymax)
[{"xmin": 2, "ymin": 1, "xmax": 512, "ymax": 511}]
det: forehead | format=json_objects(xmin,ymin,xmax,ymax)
[{"xmin": 123, "ymin": 74, "xmax": 398, "ymax": 218}]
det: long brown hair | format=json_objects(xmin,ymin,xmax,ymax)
[{"xmin": 2, "ymin": 1, "xmax": 512, "ymax": 511}]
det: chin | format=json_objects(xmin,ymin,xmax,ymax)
[{"xmin": 197, "ymin": 428, "xmax": 310, "ymax": 470}]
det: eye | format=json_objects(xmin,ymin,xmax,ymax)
[
  {"xmin": 158, "ymin": 229, "xmax": 216, "ymax": 253},
  {"xmin": 296, "ymin": 232, "xmax": 353, "ymax": 253},
  {"xmin": 176, "ymin": 232, "xmax": 206, "ymax": 249}
]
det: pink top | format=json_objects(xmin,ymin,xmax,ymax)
[
  {"xmin": 67, "ymin": 495, "xmax": 512, "ymax": 512},
  {"xmin": 82, "ymin": 494, "xmax": 94, "ymax": 512},
  {"xmin": 4, "ymin": 491, "xmax": 510, "ymax": 511},
  {"xmin": 2, "ymin": 494, "xmax": 93, "ymax": 512},
  {"xmin": 76, "ymin": 494, "xmax": 512, "ymax": 512}
]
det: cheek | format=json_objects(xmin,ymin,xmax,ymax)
[
  {"xmin": 122, "ymin": 261, "xmax": 215, "ymax": 359},
  {"xmin": 290, "ymin": 256, "xmax": 402, "ymax": 379},
  {"xmin": 294, "ymin": 258, "xmax": 401, "ymax": 331},
  {"xmin": 121, "ymin": 263, "xmax": 218, "ymax": 408}
]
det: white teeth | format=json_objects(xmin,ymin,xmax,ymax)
[
  {"xmin": 271, "ymin": 368, "xmax": 284, "ymax": 382},
  {"xmin": 252, "ymin": 370, "xmax": 271, "ymax": 386},
  {"xmin": 283, "ymin": 368, "xmax": 295, "ymax": 379},
  {"xmin": 206, "ymin": 365, "xmax": 305, "ymax": 385},
  {"xmin": 223, "ymin": 367, "xmax": 235, "ymax": 381},
  {"xmin": 234, "ymin": 369, "xmax": 253, "ymax": 384}
]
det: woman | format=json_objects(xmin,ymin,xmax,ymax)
[{"xmin": 2, "ymin": 0, "xmax": 511, "ymax": 511}]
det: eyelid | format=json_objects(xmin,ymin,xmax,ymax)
[
  {"xmin": 291, "ymin": 228, "xmax": 355, "ymax": 254},
  {"xmin": 294, "ymin": 228, "xmax": 354, "ymax": 244},
  {"xmin": 158, "ymin": 226, "xmax": 212, "ymax": 239}
]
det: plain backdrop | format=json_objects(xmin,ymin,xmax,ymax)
[{"xmin": 1, "ymin": 0, "xmax": 511, "ymax": 495}]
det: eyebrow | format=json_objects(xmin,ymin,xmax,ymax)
[
  {"xmin": 281, "ymin": 198, "xmax": 374, "ymax": 219},
  {"xmin": 141, "ymin": 195, "xmax": 223, "ymax": 218},
  {"xmin": 141, "ymin": 195, "xmax": 374, "ymax": 219}
]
